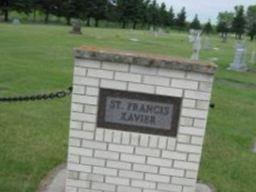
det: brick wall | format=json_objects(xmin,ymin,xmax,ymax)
[{"xmin": 66, "ymin": 50, "xmax": 215, "ymax": 192}]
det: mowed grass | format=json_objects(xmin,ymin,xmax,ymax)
[{"xmin": 0, "ymin": 23, "xmax": 256, "ymax": 192}]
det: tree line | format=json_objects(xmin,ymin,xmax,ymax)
[
  {"xmin": 0, "ymin": 1, "xmax": 255, "ymax": 40},
  {"xmin": 0, "ymin": 0, "xmax": 205, "ymax": 30},
  {"xmin": 217, "ymin": 5, "xmax": 256, "ymax": 41}
]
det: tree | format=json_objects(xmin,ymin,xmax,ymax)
[
  {"xmin": 91, "ymin": 0, "xmax": 107, "ymax": 27},
  {"xmin": 37, "ymin": 0, "xmax": 55, "ymax": 23},
  {"xmin": 141, "ymin": 0, "xmax": 151, "ymax": 28},
  {"xmin": 0, "ymin": 0, "xmax": 33, "ymax": 22},
  {"xmin": 176, "ymin": 7, "xmax": 186, "ymax": 29},
  {"xmin": 232, "ymin": 5, "xmax": 246, "ymax": 39},
  {"xmin": 190, "ymin": 14, "xmax": 201, "ymax": 29},
  {"xmin": 204, "ymin": 20, "xmax": 213, "ymax": 34},
  {"xmin": 217, "ymin": 11, "xmax": 233, "ymax": 41},
  {"xmin": 148, "ymin": 0, "xmax": 159, "ymax": 30},
  {"xmin": 159, "ymin": 2, "xmax": 168, "ymax": 27},
  {"xmin": 246, "ymin": 5, "xmax": 256, "ymax": 41},
  {"xmin": 167, "ymin": 6, "xmax": 175, "ymax": 27},
  {"xmin": 116, "ymin": 0, "xmax": 132, "ymax": 28}
]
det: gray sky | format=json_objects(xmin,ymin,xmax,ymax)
[{"xmin": 157, "ymin": 0, "xmax": 254, "ymax": 23}]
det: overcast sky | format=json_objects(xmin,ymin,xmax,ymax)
[{"xmin": 157, "ymin": 0, "xmax": 254, "ymax": 23}]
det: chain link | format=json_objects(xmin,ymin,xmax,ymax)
[{"xmin": 0, "ymin": 87, "xmax": 73, "ymax": 103}]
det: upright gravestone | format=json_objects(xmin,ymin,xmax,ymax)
[
  {"xmin": 66, "ymin": 46, "xmax": 217, "ymax": 192},
  {"xmin": 250, "ymin": 50, "xmax": 256, "ymax": 64},
  {"xmin": 12, "ymin": 18, "xmax": 21, "ymax": 25},
  {"xmin": 229, "ymin": 42, "xmax": 248, "ymax": 71},
  {"xmin": 203, "ymin": 37, "xmax": 212, "ymax": 50},
  {"xmin": 70, "ymin": 20, "xmax": 82, "ymax": 35},
  {"xmin": 189, "ymin": 29, "xmax": 202, "ymax": 60}
]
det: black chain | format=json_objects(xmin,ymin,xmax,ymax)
[
  {"xmin": 0, "ymin": 86, "xmax": 215, "ymax": 108},
  {"xmin": 0, "ymin": 86, "xmax": 73, "ymax": 103}
]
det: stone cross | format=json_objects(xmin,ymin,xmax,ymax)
[
  {"xmin": 189, "ymin": 29, "xmax": 202, "ymax": 60},
  {"xmin": 229, "ymin": 42, "xmax": 248, "ymax": 71}
]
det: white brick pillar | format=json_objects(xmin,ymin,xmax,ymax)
[{"xmin": 66, "ymin": 46, "xmax": 217, "ymax": 192}]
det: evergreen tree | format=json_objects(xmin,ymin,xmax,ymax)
[
  {"xmin": 141, "ymin": 0, "xmax": 151, "ymax": 28},
  {"xmin": 167, "ymin": 6, "xmax": 175, "ymax": 27},
  {"xmin": 37, "ymin": 0, "xmax": 55, "ymax": 23},
  {"xmin": 190, "ymin": 14, "xmax": 201, "ymax": 29},
  {"xmin": 176, "ymin": 7, "xmax": 186, "ymax": 30},
  {"xmin": 232, "ymin": 5, "xmax": 246, "ymax": 39},
  {"xmin": 116, "ymin": 0, "xmax": 131, "ymax": 28},
  {"xmin": 204, "ymin": 20, "xmax": 213, "ymax": 34},
  {"xmin": 148, "ymin": 0, "xmax": 159, "ymax": 30},
  {"xmin": 246, "ymin": 5, "xmax": 256, "ymax": 41},
  {"xmin": 91, "ymin": 0, "xmax": 107, "ymax": 27},
  {"xmin": 159, "ymin": 2, "xmax": 168, "ymax": 27}
]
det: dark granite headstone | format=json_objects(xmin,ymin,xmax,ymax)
[
  {"xmin": 97, "ymin": 88, "xmax": 182, "ymax": 137},
  {"xmin": 70, "ymin": 21, "xmax": 82, "ymax": 35}
]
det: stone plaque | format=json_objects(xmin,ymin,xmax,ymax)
[{"xmin": 97, "ymin": 88, "xmax": 182, "ymax": 136}]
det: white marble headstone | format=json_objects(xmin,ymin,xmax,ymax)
[
  {"xmin": 250, "ymin": 50, "xmax": 256, "ymax": 64},
  {"xmin": 189, "ymin": 29, "xmax": 202, "ymax": 61},
  {"xmin": 12, "ymin": 18, "xmax": 21, "ymax": 25},
  {"xmin": 229, "ymin": 42, "xmax": 248, "ymax": 71}
]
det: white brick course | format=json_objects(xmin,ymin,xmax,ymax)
[
  {"xmin": 157, "ymin": 183, "xmax": 182, "ymax": 192},
  {"xmin": 172, "ymin": 177, "xmax": 196, "ymax": 186},
  {"xmin": 119, "ymin": 170, "xmax": 143, "ymax": 179},
  {"xmin": 128, "ymin": 83, "xmax": 154, "ymax": 94},
  {"xmin": 106, "ymin": 176, "xmax": 129, "ymax": 185},
  {"xmin": 88, "ymin": 69, "xmax": 113, "ymax": 79},
  {"xmin": 91, "ymin": 182, "xmax": 115, "ymax": 191},
  {"xmin": 147, "ymin": 157, "xmax": 172, "ymax": 167},
  {"xmin": 94, "ymin": 150, "xmax": 119, "ymax": 160},
  {"xmin": 143, "ymin": 75, "xmax": 170, "ymax": 86},
  {"xmin": 145, "ymin": 173, "xmax": 170, "ymax": 183},
  {"xmin": 133, "ymin": 164, "xmax": 158, "ymax": 173},
  {"xmin": 171, "ymin": 79, "xmax": 198, "ymax": 90},
  {"xmin": 107, "ymin": 160, "xmax": 131, "ymax": 170},
  {"xmin": 158, "ymin": 68, "xmax": 185, "ymax": 78},
  {"xmin": 117, "ymin": 186, "xmax": 142, "ymax": 192},
  {"xmin": 74, "ymin": 67, "xmax": 87, "ymax": 76},
  {"xmin": 156, "ymin": 87, "xmax": 183, "ymax": 97},
  {"xmin": 101, "ymin": 79, "xmax": 127, "ymax": 90},
  {"xmin": 131, "ymin": 180, "xmax": 156, "ymax": 189},
  {"xmin": 102, "ymin": 61, "xmax": 129, "ymax": 72},
  {"xmin": 109, "ymin": 144, "xmax": 134, "ymax": 153},
  {"xmin": 93, "ymin": 167, "xmax": 117, "ymax": 176},
  {"xmin": 121, "ymin": 154, "xmax": 146, "ymax": 164},
  {"xmin": 115, "ymin": 72, "xmax": 141, "ymax": 83},
  {"xmin": 75, "ymin": 59, "xmax": 101, "ymax": 68},
  {"xmin": 74, "ymin": 76, "xmax": 99, "ymax": 86},
  {"xmin": 135, "ymin": 147, "xmax": 160, "ymax": 157}
]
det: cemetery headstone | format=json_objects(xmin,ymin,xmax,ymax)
[
  {"xmin": 189, "ymin": 29, "xmax": 202, "ymax": 60},
  {"xmin": 250, "ymin": 50, "xmax": 256, "ymax": 64},
  {"xmin": 66, "ymin": 46, "xmax": 217, "ymax": 192},
  {"xmin": 70, "ymin": 20, "xmax": 82, "ymax": 35},
  {"xmin": 12, "ymin": 18, "xmax": 21, "ymax": 25},
  {"xmin": 229, "ymin": 42, "xmax": 248, "ymax": 71},
  {"xmin": 203, "ymin": 37, "xmax": 212, "ymax": 50}
]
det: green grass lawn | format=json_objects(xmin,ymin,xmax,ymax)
[{"xmin": 0, "ymin": 23, "xmax": 256, "ymax": 192}]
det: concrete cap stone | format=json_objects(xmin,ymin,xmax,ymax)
[{"xmin": 74, "ymin": 46, "xmax": 217, "ymax": 75}]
